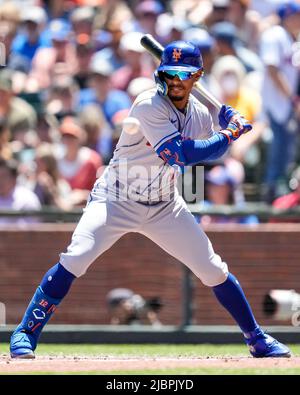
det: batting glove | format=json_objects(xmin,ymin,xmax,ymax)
[
  {"xmin": 218, "ymin": 105, "xmax": 238, "ymax": 129},
  {"xmin": 220, "ymin": 120, "xmax": 252, "ymax": 143},
  {"xmin": 218, "ymin": 105, "xmax": 252, "ymax": 132}
]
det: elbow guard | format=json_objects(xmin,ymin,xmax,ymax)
[{"xmin": 156, "ymin": 136, "xmax": 187, "ymax": 173}]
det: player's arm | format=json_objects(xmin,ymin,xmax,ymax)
[{"xmin": 156, "ymin": 121, "xmax": 251, "ymax": 171}]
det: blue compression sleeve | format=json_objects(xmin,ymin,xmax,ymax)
[
  {"xmin": 156, "ymin": 133, "xmax": 230, "ymax": 170},
  {"xmin": 156, "ymin": 136, "xmax": 187, "ymax": 172},
  {"xmin": 182, "ymin": 133, "xmax": 229, "ymax": 164}
]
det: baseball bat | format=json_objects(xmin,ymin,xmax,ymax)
[{"xmin": 140, "ymin": 34, "xmax": 222, "ymax": 111}]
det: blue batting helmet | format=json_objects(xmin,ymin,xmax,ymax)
[
  {"xmin": 158, "ymin": 41, "xmax": 203, "ymax": 73},
  {"xmin": 155, "ymin": 41, "xmax": 203, "ymax": 95}
]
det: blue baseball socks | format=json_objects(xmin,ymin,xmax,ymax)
[
  {"xmin": 213, "ymin": 273, "xmax": 290, "ymax": 357},
  {"xmin": 10, "ymin": 268, "xmax": 290, "ymax": 358},
  {"xmin": 10, "ymin": 263, "xmax": 75, "ymax": 358}
]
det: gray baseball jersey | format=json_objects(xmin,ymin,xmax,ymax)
[
  {"xmin": 95, "ymin": 88, "xmax": 214, "ymax": 203},
  {"xmin": 60, "ymin": 88, "xmax": 228, "ymax": 286}
]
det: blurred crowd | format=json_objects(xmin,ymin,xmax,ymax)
[{"xmin": 0, "ymin": 0, "xmax": 300, "ymax": 222}]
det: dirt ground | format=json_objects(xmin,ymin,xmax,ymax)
[{"xmin": 1, "ymin": 355, "xmax": 300, "ymax": 373}]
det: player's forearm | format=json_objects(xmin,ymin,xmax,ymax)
[
  {"xmin": 182, "ymin": 133, "xmax": 229, "ymax": 165},
  {"xmin": 156, "ymin": 133, "xmax": 230, "ymax": 172}
]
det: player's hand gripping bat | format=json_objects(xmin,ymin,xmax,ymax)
[{"xmin": 140, "ymin": 34, "xmax": 222, "ymax": 111}]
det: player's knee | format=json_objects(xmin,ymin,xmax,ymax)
[
  {"xmin": 195, "ymin": 255, "xmax": 229, "ymax": 287},
  {"xmin": 59, "ymin": 257, "xmax": 89, "ymax": 278},
  {"xmin": 59, "ymin": 234, "xmax": 98, "ymax": 278},
  {"xmin": 200, "ymin": 269, "xmax": 228, "ymax": 287},
  {"xmin": 59, "ymin": 252, "xmax": 93, "ymax": 278}
]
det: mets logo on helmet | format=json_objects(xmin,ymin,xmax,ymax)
[{"xmin": 172, "ymin": 48, "xmax": 182, "ymax": 62}]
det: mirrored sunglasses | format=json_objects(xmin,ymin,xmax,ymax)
[{"xmin": 162, "ymin": 70, "xmax": 198, "ymax": 81}]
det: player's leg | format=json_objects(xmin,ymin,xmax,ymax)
[
  {"xmin": 10, "ymin": 199, "xmax": 140, "ymax": 358},
  {"xmin": 142, "ymin": 197, "xmax": 290, "ymax": 358},
  {"xmin": 10, "ymin": 264, "xmax": 75, "ymax": 359}
]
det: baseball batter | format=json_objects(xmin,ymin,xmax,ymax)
[{"xmin": 10, "ymin": 41, "xmax": 290, "ymax": 359}]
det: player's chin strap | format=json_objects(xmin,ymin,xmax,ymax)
[{"xmin": 154, "ymin": 70, "xmax": 168, "ymax": 96}]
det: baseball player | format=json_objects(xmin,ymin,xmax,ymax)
[{"xmin": 10, "ymin": 41, "xmax": 290, "ymax": 358}]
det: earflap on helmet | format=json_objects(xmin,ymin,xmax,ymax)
[{"xmin": 154, "ymin": 70, "xmax": 168, "ymax": 96}]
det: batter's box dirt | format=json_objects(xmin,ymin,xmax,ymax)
[{"xmin": 0, "ymin": 355, "xmax": 300, "ymax": 373}]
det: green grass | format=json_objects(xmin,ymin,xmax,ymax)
[
  {"xmin": 2, "ymin": 343, "xmax": 300, "ymax": 358},
  {"xmin": 1, "ymin": 343, "xmax": 253, "ymax": 357},
  {"xmin": 1, "ymin": 344, "xmax": 300, "ymax": 375},
  {"xmin": 2, "ymin": 343, "xmax": 300, "ymax": 357}
]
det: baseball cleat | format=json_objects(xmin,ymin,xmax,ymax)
[
  {"xmin": 10, "ymin": 329, "xmax": 36, "ymax": 359},
  {"xmin": 10, "ymin": 349, "xmax": 35, "ymax": 359},
  {"xmin": 9, "ymin": 286, "xmax": 61, "ymax": 360},
  {"xmin": 245, "ymin": 328, "xmax": 291, "ymax": 358}
]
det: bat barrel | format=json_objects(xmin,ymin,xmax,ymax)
[{"xmin": 140, "ymin": 34, "xmax": 164, "ymax": 60}]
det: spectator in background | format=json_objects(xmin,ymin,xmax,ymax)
[
  {"xmin": 46, "ymin": 75, "xmax": 79, "ymax": 121},
  {"xmin": 91, "ymin": 17, "xmax": 126, "ymax": 72},
  {"xmin": 33, "ymin": 143, "xmax": 72, "ymax": 210},
  {"xmin": 57, "ymin": 116, "xmax": 102, "ymax": 205},
  {"xmin": 69, "ymin": 6, "xmax": 95, "ymax": 37},
  {"xmin": 203, "ymin": 0, "xmax": 230, "ymax": 28},
  {"xmin": 270, "ymin": 166, "xmax": 300, "ymax": 223},
  {"xmin": 29, "ymin": 18, "xmax": 76, "ymax": 90},
  {"xmin": 35, "ymin": 111, "xmax": 61, "ymax": 146},
  {"xmin": 250, "ymin": 0, "xmax": 283, "ymax": 18},
  {"xmin": 157, "ymin": 14, "xmax": 190, "ymax": 45},
  {"xmin": 11, "ymin": 6, "xmax": 49, "ymax": 68},
  {"xmin": 78, "ymin": 54, "xmax": 132, "ymax": 130},
  {"xmin": 133, "ymin": 0, "xmax": 164, "ymax": 39},
  {"xmin": 78, "ymin": 104, "xmax": 113, "ymax": 163},
  {"xmin": 73, "ymin": 34, "xmax": 95, "ymax": 89},
  {"xmin": 92, "ymin": 0, "xmax": 132, "ymax": 38},
  {"xmin": 0, "ymin": 117, "xmax": 12, "ymax": 160},
  {"xmin": 211, "ymin": 55, "xmax": 262, "ymax": 123},
  {"xmin": 211, "ymin": 55, "xmax": 266, "ymax": 186},
  {"xmin": 0, "ymin": 20, "xmax": 20, "ymax": 70},
  {"xmin": 210, "ymin": 21, "xmax": 263, "ymax": 72},
  {"xmin": 200, "ymin": 159, "xmax": 259, "ymax": 225},
  {"xmin": 227, "ymin": 0, "xmax": 262, "ymax": 52},
  {"xmin": 111, "ymin": 31, "xmax": 154, "ymax": 92},
  {"xmin": 0, "ymin": 69, "xmax": 37, "ymax": 143},
  {"xmin": 0, "ymin": 1, "xmax": 20, "ymax": 29},
  {"xmin": 106, "ymin": 287, "xmax": 163, "ymax": 326},
  {"xmin": 43, "ymin": 0, "xmax": 75, "ymax": 21},
  {"xmin": 0, "ymin": 158, "xmax": 41, "ymax": 223},
  {"xmin": 260, "ymin": 1, "xmax": 300, "ymax": 202}
]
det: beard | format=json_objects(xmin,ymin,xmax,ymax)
[
  {"xmin": 168, "ymin": 88, "xmax": 185, "ymax": 101},
  {"xmin": 167, "ymin": 84, "xmax": 185, "ymax": 102},
  {"xmin": 168, "ymin": 94, "xmax": 184, "ymax": 101}
]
